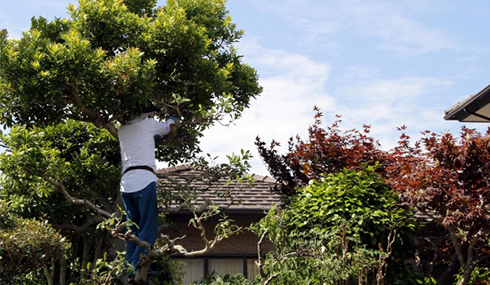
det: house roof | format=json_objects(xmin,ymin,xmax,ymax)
[
  {"xmin": 444, "ymin": 83, "xmax": 490, "ymax": 122},
  {"xmin": 155, "ymin": 165, "xmax": 281, "ymax": 213}
]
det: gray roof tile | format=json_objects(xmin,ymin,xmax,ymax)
[{"xmin": 156, "ymin": 165, "xmax": 282, "ymax": 212}]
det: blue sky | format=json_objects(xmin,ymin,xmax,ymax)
[{"xmin": 1, "ymin": 0, "xmax": 490, "ymax": 175}]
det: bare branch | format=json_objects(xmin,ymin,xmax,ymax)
[
  {"xmin": 42, "ymin": 174, "xmax": 112, "ymax": 218},
  {"xmin": 448, "ymin": 225, "xmax": 466, "ymax": 271},
  {"xmin": 256, "ymin": 229, "xmax": 269, "ymax": 278},
  {"xmin": 82, "ymin": 187, "xmax": 114, "ymax": 213},
  {"xmin": 264, "ymin": 274, "xmax": 279, "ymax": 285},
  {"xmin": 53, "ymin": 216, "xmax": 105, "ymax": 233}
]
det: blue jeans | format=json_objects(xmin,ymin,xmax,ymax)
[{"xmin": 121, "ymin": 182, "xmax": 158, "ymax": 271}]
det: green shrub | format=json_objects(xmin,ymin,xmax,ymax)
[
  {"xmin": 0, "ymin": 200, "xmax": 70, "ymax": 280},
  {"xmin": 193, "ymin": 272, "xmax": 256, "ymax": 285},
  {"xmin": 252, "ymin": 165, "xmax": 418, "ymax": 284}
]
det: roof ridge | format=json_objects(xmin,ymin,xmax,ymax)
[
  {"xmin": 156, "ymin": 164, "xmax": 193, "ymax": 173},
  {"xmin": 157, "ymin": 165, "xmax": 276, "ymax": 183}
]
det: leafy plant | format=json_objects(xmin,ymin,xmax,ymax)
[
  {"xmin": 0, "ymin": 200, "xmax": 70, "ymax": 280},
  {"xmin": 252, "ymin": 166, "xmax": 417, "ymax": 285},
  {"xmin": 0, "ymin": 0, "xmax": 262, "ymax": 283}
]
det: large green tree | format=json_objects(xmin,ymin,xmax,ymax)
[
  {"xmin": 0, "ymin": 0, "xmax": 261, "ymax": 284},
  {"xmin": 0, "ymin": 0, "xmax": 261, "ymax": 158}
]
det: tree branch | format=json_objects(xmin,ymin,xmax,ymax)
[
  {"xmin": 42, "ymin": 174, "xmax": 112, "ymax": 218},
  {"xmin": 256, "ymin": 229, "xmax": 269, "ymax": 278},
  {"xmin": 53, "ymin": 216, "xmax": 105, "ymax": 233},
  {"xmin": 69, "ymin": 81, "xmax": 119, "ymax": 138},
  {"xmin": 448, "ymin": 225, "xmax": 466, "ymax": 271}
]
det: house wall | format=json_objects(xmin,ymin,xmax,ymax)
[{"xmin": 162, "ymin": 212, "xmax": 275, "ymax": 284}]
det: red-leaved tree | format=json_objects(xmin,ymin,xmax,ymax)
[
  {"xmin": 255, "ymin": 106, "xmax": 387, "ymax": 198},
  {"xmin": 386, "ymin": 126, "xmax": 490, "ymax": 285},
  {"xmin": 256, "ymin": 107, "xmax": 490, "ymax": 284}
]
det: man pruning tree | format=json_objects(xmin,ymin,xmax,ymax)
[{"xmin": 118, "ymin": 100, "xmax": 179, "ymax": 282}]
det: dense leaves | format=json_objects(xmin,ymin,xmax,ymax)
[
  {"xmin": 386, "ymin": 127, "xmax": 490, "ymax": 285},
  {"xmin": 0, "ymin": 1, "xmax": 261, "ymax": 283},
  {"xmin": 0, "ymin": 0, "xmax": 262, "ymax": 161},
  {"xmin": 256, "ymin": 107, "xmax": 385, "ymax": 197},
  {"xmin": 256, "ymin": 107, "xmax": 490, "ymax": 284},
  {"xmin": 252, "ymin": 166, "xmax": 417, "ymax": 285},
  {"xmin": 286, "ymin": 165, "xmax": 415, "ymax": 249},
  {"xmin": 0, "ymin": 120, "xmax": 120, "ymax": 283},
  {"xmin": 0, "ymin": 200, "xmax": 70, "ymax": 280}
]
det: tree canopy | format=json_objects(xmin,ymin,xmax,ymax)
[
  {"xmin": 0, "ymin": 0, "xmax": 261, "ymax": 161},
  {"xmin": 0, "ymin": 0, "xmax": 262, "ymax": 284},
  {"xmin": 256, "ymin": 107, "xmax": 490, "ymax": 285}
]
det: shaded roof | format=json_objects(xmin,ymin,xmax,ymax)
[
  {"xmin": 155, "ymin": 165, "xmax": 281, "ymax": 213},
  {"xmin": 444, "ymin": 84, "xmax": 490, "ymax": 122}
]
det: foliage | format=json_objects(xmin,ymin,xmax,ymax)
[
  {"xmin": 0, "ymin": 0, "xmax": 262, "ymax": 162},
  {"xmin": 0, "ymin": 120, "xmax": 119, "ymax": 228},
  {"xmin": 0, "ymin": 0, "xmax": 261, "ymax": 283},
  {"xmin": 286, "ymin": 165, "xmax": 415, "ymax": 249},
  {"xmin": 0, "ymin": 200, "xmax": 70, "ymax": 280},
  {"xmin": 192, "ymin": 271, "xmax": 255, "ymax": 285},
  {"xmin": 386, "ymin": 126, "xmax": 490, "ymax": 285},
  {"xmin": 252, "ymin": 166, "xmax": 418, "ymax": 285},
  {"xmin": 256, "ymin": 107, "xmax": 490, "ymax": 284},
  {"xmin": 82, "ymin": 251, "xmax": 127, "ymax": 285},
  {"xmin": 454, "ymin": 266, "xmax": 490, "ymax": 285},
  {"xmin": 253, "ymin": 208, "xmax": 378, "ymax": 285},
  {"xmin": 151, "ymin": 256, "xmax": 185, "ymax": 285},
  {"xmin": 256, "ymin": 107, "xmax": 386, "ymax": 198},
  {"xmin": 0, "ymin": 120, "xmax": 120, "ymax": 284}
]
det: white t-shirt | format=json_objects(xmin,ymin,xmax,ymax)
[{"xmin": 119, "ymin": 117, "xmax": 173, "ymax": 193}]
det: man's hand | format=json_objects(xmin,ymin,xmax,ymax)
[{"xmin": 168, "ymin": 116, "xmax": 179, "ymax": 124}]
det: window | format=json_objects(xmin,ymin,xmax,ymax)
[{"xmin": 174, "ymin": 257, "xmax": 259, "ymax": 284}]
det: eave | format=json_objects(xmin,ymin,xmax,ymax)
[{"xmin": 444, "ymin": 84, "xmax": 490, "ymax": 122}]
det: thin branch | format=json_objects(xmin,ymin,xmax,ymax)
[
  {"xmin": 53, "ymin": 216, "xmax": 105, "ymax": 233},
  {"xmin": 43, "ymin": 174, "xmax": 112, "ymax": 218},
  {"xmin": 82, "ymin": 187, "xmax": 114, "ymax": 213},
  {"xmin": 263, "ymin": 274, "xmax": 278, "ymax": 285},
  {"xmin": 256, "ymin": 229, "xmax": 269, "ymax": 278}
]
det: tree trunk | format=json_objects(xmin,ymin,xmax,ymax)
[
  {"xmin": 81, "ymin": 229, "xmax": 95, "ymax": 280},
  {"xmin": 457, "ymin": 268, "xmax": 471, "ymax": 285},
  {"xmin": 59, "ymin": 255, "xmax": 67, "ymax": 285},
  {"xmin": 43, "ymin": 260, "xmax": 54, "ymax": 285}
]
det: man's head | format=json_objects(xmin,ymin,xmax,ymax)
[
  {"xmin": 139, "ymin": 100, "xmax": 161, "ymax": 114},
  {"xmin": 122, "ymin": 100, "xmax": 162, "ymax": 124}
]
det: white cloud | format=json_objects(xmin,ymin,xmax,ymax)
[
  {"xmin": 248, "ymin": 0, "xmax": 461, "ymax": 56},
  {"xmin": 333, "ymin": 76, "xmax": 454, "ymax": 149},
  {"xmin": 198, "ymin": 40, "xmax": 334, "ymax": 175},
  {"xmin": 197, "ymin": 38, "xmax": 458, "ymax": 174}
]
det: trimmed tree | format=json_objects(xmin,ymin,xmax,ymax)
[{"xmin": 0, "ymin": 0, "xmax": 261, "ymax": 284}]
